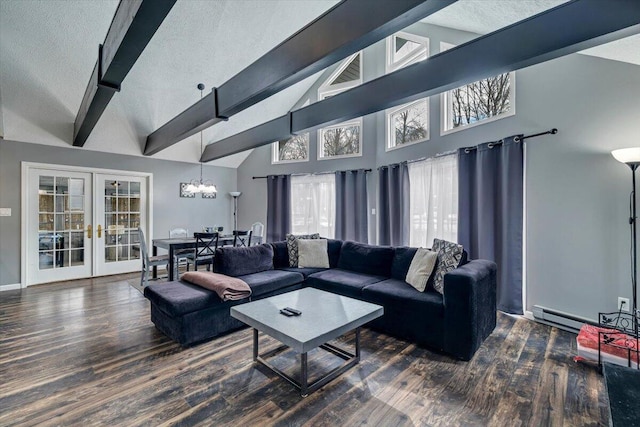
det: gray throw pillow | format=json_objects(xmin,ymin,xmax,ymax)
[
  {"xmin": 405, "ymin": 248, "xmax": 438, "ymax": 292},
  {"xmin": 297, "ymin": 239, "xmax": 330, "ymax": 268},
  {"xmin": 431, "ymin": 238, "xmax": 464, "ymax": 294},
  {"xmin": 286, "ymin": 233, "xmax": 320, "ymax": 267}
]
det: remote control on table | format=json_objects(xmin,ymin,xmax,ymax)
[
  {"xmin": 279, "ymin": 309, "xmax": 295, "ymax": 317},
  {"xmin": 283, "ymin": 307, "xmax": 302, "ymax": 316}
]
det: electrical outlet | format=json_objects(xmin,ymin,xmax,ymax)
[{"xmin": 618, "ymin": 297, "xmax": 630, "ymax": 312}]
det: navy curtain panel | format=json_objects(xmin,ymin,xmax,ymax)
[
  {"xmin": 457, "ymin": 135, "xmax": 524, "ymax": 314},
  {"xmin": 266, "ymin": 174, "xmax": 291, "ymax": 242},
  {"xmin": 378, "ymin": 162, "xmax": 410, "ymax": 246},
  {"xmin": 335, "ymin": 169, "xmax": 368, "ymax": 243}
]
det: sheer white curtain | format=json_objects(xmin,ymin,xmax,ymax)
[
  {"xmin": 290, "ymin": 174, "xmax": 336, "ymax": 238},
  {"xmin": 408, "ymin": 154, "xmax": 458, "ymax": 247}
]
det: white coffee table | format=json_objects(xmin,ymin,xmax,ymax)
[{"xmin": 230, "ymin": 287, "xmax": 383, "ymax": 396}]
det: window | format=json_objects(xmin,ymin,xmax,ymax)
[
  {"xmin": 387, "ymin": 99, "xmax": 429, "ymax": 151},
  {"xmin": 290, "ymin": 174, "xmax": 335, "ymax": 238},
  {"xmin": 318, "ymin": 118, "xmax": 362, "ymax": 160},
  {"xmin": 272, "ymin": 133, "xmax": 309, "ymax": 164},
  {"xmin": 385, "ymin": 32, "xmax": 429, "ymax": 150},
  {"xmin": 386, "ymin": 31, "xmax": 428, "ymax": 73},
  {"xmin": 408, "ymin": 154, "xmax": 458, "ymax": 247},
  {"xmin": 441, "ymin": 42, "xmax": 515, "ymax": 134},
  {"xmin": 318, "ymin": 53, "xmax": 363, "ymax": 159}
]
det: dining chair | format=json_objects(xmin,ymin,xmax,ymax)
[
  {"xmin": 250, "ymin": 222, "xmax": 264, "ymax": 245},
  {"xmin": 232, "ymin": 230, "xmax": 252, "ymax": 247},
  {"xmin": 169, "ymin": 227, "xmax": 191, "ymax": 273},
  {"xmin": 138, "ymin": 227, "xmax": 170, "ymax": 287},
  {"xmin": 185, "ymin": 232, "xmax": 219, "ymax": 272}
]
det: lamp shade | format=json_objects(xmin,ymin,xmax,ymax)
[
  {"xmin": 612, "ymin": 148, "xmax": 640, "ymax": 165},
  {"xmin": 229, "ymin": 191, "xmax": 242, "ymax": 197}
]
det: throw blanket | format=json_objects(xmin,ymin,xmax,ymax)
[{"xmin": 181, "ymin": 271, "xmax": 251, "ymax": 301}]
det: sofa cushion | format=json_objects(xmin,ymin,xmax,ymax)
[
  {"xmin": 278, "ymin": 267, "xmax": 328, "ymax": 278},
  {"xmin": 144, "ymin": 281, "xmax": 226, "ymax": 317},
  {"xmin": 306, "ymin": 268, "xmax": 386, "ymax": 299},
  {"xmin": 326, "ymin": 239, "xmax": 343, "ymax": 268},
  {"xmin": 405, "ymin": 248, "xmax": 438, "ymax": 292},
  {"xmin": 337, "ymin": 241, "xmax": 394, "ymax": 277},
  {"xmin": 239, "ymin": 269, "xmax": 304, "ymax": 297},
  {"xmin": 271, "ymin": 241, "xmax": 290, "ymax": 269},
  {"xmin": 214, "ymin": 244, "xmax": 273, "ymax": 277},
  {"xmin": 431, "ymin": 239, "xmax": 464, "ymax": 294},
  {"xmin": 286, "ymin": 233, "xmax": 320, "ymax": 267},
  {"xmin": 390, "ymin": 246, "xmax": 418, "ymax": 280},
  {"xmin": 297, "ymin": 239, "xmax": 330, "ymax": 268},
  {"xmin": 362, "ymin": 278, "xmax": 444, "ymax": 315}
]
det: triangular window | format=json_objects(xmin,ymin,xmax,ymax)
[{"xmin": 386, "ymin": 32, "xmax": 428, "ymax": 73}]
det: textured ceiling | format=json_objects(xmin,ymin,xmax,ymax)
[
  {"xmin": 0, "ymin": 0, "xmax": 637, "ymax": 168},
  {"xmin": 0, "ymin": 0, "xmax": 338, "ymax": 167},
  {"xmin": 422, "ymin": 0, "xmax": 640, "ymax": 65}
]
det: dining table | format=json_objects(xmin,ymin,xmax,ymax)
[{"xmin": 152, "ymin": 235, "xmax": 235, "ymax": 280}]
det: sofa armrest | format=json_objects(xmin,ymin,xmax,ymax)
[{"xmin": 442, "ymin": 259, "xmax": 497, "ymax": 360}]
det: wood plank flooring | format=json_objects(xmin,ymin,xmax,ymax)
[{"xmin": 0, "ymin": 274, "xmax": 608, "ymax": 426}]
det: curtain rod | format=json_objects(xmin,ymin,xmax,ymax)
[
  {"xmin": 462, "ymin": 128, "xmax": 558, "ymax": 153},
  {"xmin": 253, "ymin": 168, "xmax": 372, "ymax": 179}
]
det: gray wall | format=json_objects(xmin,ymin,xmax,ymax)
[
  {"xmin": 236, "ymin": 22, "xmax": 640, "ymax": 320},
  {"xmin": 0, "ymin": 139, "xmax": 236, "ymax": 286}
]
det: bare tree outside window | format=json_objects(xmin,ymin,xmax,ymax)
[
  {"xmin": 450, "ymin": 73, "xmax": 511, "ymax": 128},
  {"xmin": 392, "ymin": 100, "xmax": 428, "ymax": 146},
  {"xmin": 322, "ymin": 124, "xmax": 360, "ymax": 157},
  {"xmin": 277, "ymin": 133, "xmax": 308, "ymax": 161}
]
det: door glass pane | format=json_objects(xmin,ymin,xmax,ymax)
[
  {"xmin": 39, "ymin": 174, "xmax": 85, "ymax": 271},
  {"xmin": 56, "ymin": 177, "xmax": 69, "ymax": 194},
  {"xmin": 70, "ymin": 249, "xmax": 84, "ymax": 266}
]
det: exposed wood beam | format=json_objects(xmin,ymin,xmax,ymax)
[
  {"xmin": 201, "ymin": 0, "xmax": 640, "ymax": 162},
  {"xmin": 143, "ymin": 0, "xmax": 458, "ymax": 156},
  {"xmin": 73, "ymin": 0, "xmax": 176, "ymax": 147}
]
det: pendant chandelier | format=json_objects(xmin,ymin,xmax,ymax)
[{"xmin": 185, "ymin": 83, "xmax": 217, "ymax": 195}]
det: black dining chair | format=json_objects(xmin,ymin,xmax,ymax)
[
  {"xmin": 232, "ymin": 230, "xmax": 252, "ymax": 247},
  {"xmin": 185, "ymin": 232, "xmax": 219, "ymax": 272}
]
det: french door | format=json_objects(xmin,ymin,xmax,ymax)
[
  {"xmin": 28, "ymin": 169, "xmax": 93, "ymax": 285},
  {"xmin": 94, "ymin": 174, "xmax": 147, "ymax": 276},
  {"xmin": 25, "ymin": 165, "xmax": 151, "ymax": 286}
]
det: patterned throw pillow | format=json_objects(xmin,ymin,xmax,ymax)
[
  {"xmin": 286, "ymin": 233, "xmax": 320, "ymax": 267},
  {"xmin": 431, "ymin": 238, "xmax": 464, "ymax": 294}
]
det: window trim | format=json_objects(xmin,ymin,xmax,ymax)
[
  {"xmin": 440, "ymin": 72, "xmax": 516, "ymax": 136},
  {"xmin": 317, "ymin": 118, "xmax": 363, "ymax": 161},
  {"xmin": 318, "ymin": 52, "xmax": 362, "ymax": 98},
  {"xmin": 271, "ymin": 133, "xmax": 310, "ymax": 165},
  {"xmin": 386, "ymin": 31, "xmax": 429, "ymax": 73},
  {"xmin": 386, "ymin": 98, "xmax": 430, "ymax": 152}
]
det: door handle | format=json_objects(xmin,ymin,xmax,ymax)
[
  {"xmin": 87, "ymin": 224, "xmax": 92, "ymax": 239},
  {"xmin": 97, "ymin": 225, "xmax": 102, "ymax": 238}
]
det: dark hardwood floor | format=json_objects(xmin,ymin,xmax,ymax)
[{"xmin": 0, "ymin": 274, "xmax": 608, "ymax": 426}]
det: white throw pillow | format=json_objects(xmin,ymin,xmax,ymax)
[
  {"xmin": 297, "ymin": 239, "xmax": 330, "ymax": 268},
  {"xmin": 405, "ymin": 248, "xmax": 438, "ymax": 292}
]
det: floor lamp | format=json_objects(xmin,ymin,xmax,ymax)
[
  {"xmin": 612, "ymin": 147, "xmax": 640, "ymax": 337},
  {"xmin": 229, "ymin": 191, "xmax": 242, "ymax": 231}
]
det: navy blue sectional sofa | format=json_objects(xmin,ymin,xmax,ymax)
[{"xmin": 144, "ymin": 239, "xmax": 497, "ymax": 360}]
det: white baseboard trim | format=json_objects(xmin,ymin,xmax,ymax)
[
  {"xmin": 524, "ymin": 310, "xmax": 535, "ymax": 321},
  {"xmin": 0, "ymin": 283, "xmax": 22, "ymax": 292}
]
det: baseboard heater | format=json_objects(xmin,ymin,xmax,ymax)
[{"xmin": 532, "ymin": 305, "xmax": 599, "ymax": 333}]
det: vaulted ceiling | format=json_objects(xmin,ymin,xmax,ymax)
[{"xmin": 0, "ymin": 0, "xmax": 638, "ymax": 168}]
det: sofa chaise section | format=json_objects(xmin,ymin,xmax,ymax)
[{"xmin": 144, "ymin": 244, "xmax": 304, "ymax": 346}]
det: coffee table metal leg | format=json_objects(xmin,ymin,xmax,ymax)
[
  {"xmin": 253, "ymin": 329, "xmax": 259, "ymax": 361},
  {"xmin": 252, "ymin": 328, "xmax": 361, "ymax": 397},
  {"xmin": 301, "ymin": 352, "xmax": 308, "ymax": 397}
]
